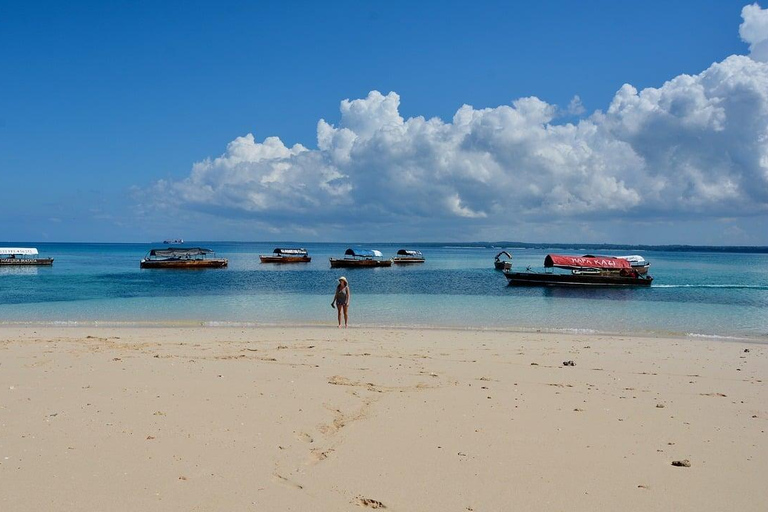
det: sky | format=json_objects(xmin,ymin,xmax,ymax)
[{"xmin": 1, "ymin": 0, "xmax": 767, "ymax": 245}]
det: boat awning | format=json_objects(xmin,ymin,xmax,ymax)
[
  {"xmin": 397, "ymin": 249, "xmax": 422, "ymax": 256},
  {"xmin": 149, "ymin": 248, "xmax": 213, "ymax": 257},
  {"xmin": 0, "ymin": 248, "xmax": 38, "ymax": 256},
  {"xmin": 544, "ymin": 254, "xmax": 632, "ymax": 269},
  {"xmin": 495, "ymin": 251, "xmax": 512, "ymax": 260},
  {"xmin": 274, "ymin": 248, "xmax": 308, "ymax": 255},
  {"xmin": 344, "ymin": 248, "xmax": 383, "ymax": 258},
  {"xmin": 615, "ymin": 255, "xmax": 647, "ymax": 265}
]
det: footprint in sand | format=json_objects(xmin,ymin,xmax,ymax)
[
  {"xmin": 296, "ymin": 432, "xmax": 314, "ymax": 443},
  {"xmin": 356, "ymin": 496, "xmax": 386, "ymax": 509},
  {"xmin": 273, "ymin": 473, "xmax": 304, "ymax": 490},
  {"xmin": 309, "ymin": 448, "xmax": 334, "ymax": 463}
]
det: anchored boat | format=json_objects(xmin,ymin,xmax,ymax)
[
  {"xmin": 504, "ymin": 254, "xmax": 653, "ymax": 287},
  {"xmin": 0, "ymin": 248, "xmax": 53, "ymax": 266},
  {"xmin": 140, "ymin": 247, "xmax": 228, "ymax": 269},
  {"xmin": 259, "ymin": 248, "xmax": 311, "ymax": 263},
  {"xmin": 330, "ymin": 248, "xmax": 392, "ymax": 268},
  {"xmin": 494, "ymin": 251, "xmax": 512, "ymax": 270},
  {"xmin": 392, "ymin": 249, "xmax": 425, "ymax": 264}
]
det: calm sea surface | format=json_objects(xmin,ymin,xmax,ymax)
[{"xmin": 1, "ymin": 242, "xmax": 767, "ymax": 340}]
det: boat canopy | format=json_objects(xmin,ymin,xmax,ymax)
[
  {"xmin": 397, "ymin": 249, "xmax": 422, "ymax": 257},
  {"xmin": 544, "ymin": 254, "xmax": 632, "ymax": 270},
  {"xmin": 273, "ymin": 248, "xmax": 308, "ymax": 255},
  {"xmin": 344, "ymin": 248, "xmax": 383, "ymax": 258},
  {"xmin": 495, "ymin": 251, "xmax": 512, "ymax": 260},
  {"xmin": 149, "ymin": 247, "xmax": 213, "ymax": 257},
  {"xmin": 0, "ymin": 248, "xmax": 39, "ymax": 256},
  {"xmin": 616, "ymin": 255, "xmax": 647, "ymax": 265}
]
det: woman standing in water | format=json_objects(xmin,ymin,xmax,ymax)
[{"xmin": 332, "ymin": 276, "xmax": 350, "ymax": 328}]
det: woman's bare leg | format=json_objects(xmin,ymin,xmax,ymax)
[
  {"xmin": 342, "ymin": 305, "xmax": 349, "ymax": 327},
  {"xmin": 337, "ymin": 306, "xmax": 342, "ymax": 327}
]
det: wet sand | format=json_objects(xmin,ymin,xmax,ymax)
[{"xmin": 0, "ymin": 326, "xmax": 766, "ymax": 511}]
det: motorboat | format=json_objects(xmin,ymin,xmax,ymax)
[
  {"xmin": 330, "ymin": 248, "xmax": 392, "ymax": 268},
  {"xmin": 259, "ymin": 248, "xmax": 311, "ymax": 263},
  {"xmin": 0, "ymin": 247, "xmax": 53, "ymax": 266},
  {"xmin": 392, "ymin": 249, "xmax": 425, "ymax": 264},
  {"xmin": 140, "ymin": 247, "xmax": 228, "ymax": 269},
  {"xmin": 504, "ymin": 254, "xmax": 653, "ymax": 287},
  {"xmin": 494, "ymin": 251, "xmax": 512, "ymax": 270},
  {"xmin": 615, "ymin": 255, "xmax": 650, "ymax": 275}
]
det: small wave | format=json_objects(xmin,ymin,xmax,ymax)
[
  {"xmin": 685, "ymin": 333, "xmax": 752, "ymax": 341},
  {"xmin": 202, "ymin": 321, "xmax": 261, "ymax": 327},
  {"xmin": 653, "ymin": 284, "xmax": 768, "ymax": 290}
]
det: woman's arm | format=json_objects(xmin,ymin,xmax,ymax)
[{"xmin": 347, "ymin": 287, "xmax": 351, "ymax": 306}]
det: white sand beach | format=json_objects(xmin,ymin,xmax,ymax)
[{"xmin": 0, "ymin": 326, "xmax": 766, "ymax": 511}]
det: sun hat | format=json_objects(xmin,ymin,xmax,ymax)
[{"xmin": 338, "ymin": 276, "xmax": 347, "ymax": 283}]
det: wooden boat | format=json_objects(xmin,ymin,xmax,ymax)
[
  {"xmin": 392, "ymin": 249, "xmax": 425, "ymax": 264},
  {"xmin": 0, "ymin": 247, "xmax": 53, "ymax": 266},
  {"xmin": 330, "ymin": 248, "xmax": 392, "ymax": 268},
  {"xmin": 140, "ymin": 247, "xmax": 228, "ymax": 269},
  {"xmin": 259, "ymin": 248, "xmax": 311, "ymax": 263},
  {"xmin": 504, "ymin": 254, "xmax": 653, "ymax": 287},
  {"xmin": 494, "ymin": 251, "xmax": 512, "ymax": 270}
]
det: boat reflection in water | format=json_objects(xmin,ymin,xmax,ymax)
[{"xmin": 504, "ymin": 254, "xmax": 653, "ymax": 287}]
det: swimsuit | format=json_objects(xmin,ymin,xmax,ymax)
[{"xmin": 335, "ymin": 287, "xmax": 348, "ymax": 306}]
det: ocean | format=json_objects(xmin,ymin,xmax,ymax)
[{"xmin": 1, "ymin": 242, "xmax": 767, "ymax": 340}]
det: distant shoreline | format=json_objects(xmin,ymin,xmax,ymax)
[{"xmin": 3, "ymin": 240, "xmax": 768, "ymax": 253}]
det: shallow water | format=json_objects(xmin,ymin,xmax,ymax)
[{"xmin": 1, "ymin": 242, "xmax": 766, "ymax": 339}]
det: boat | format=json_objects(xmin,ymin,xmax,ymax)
[
  {"xmin": 582, "ymin": 254, "xmax": 650, "ymax": 275},
  {"xmin": 163, "ymin": 238, "xmax": 184, "ymax": 244},
  {"xmin": 392, "ymin": 249, "xmax": 425, "ymax": 264},
  {"xmin": 259, "ymin": 248, "xmax": 311, "ymax": 263},
  {"xmin": 615, "ymin": 255, "xmax": 650, "ymax": 275},
  {"xmin": 140, "ymin": 247, "xmax": 228, "ymax": 269},
  {"xmin": 494, "ymin": 251, "xmax": 512, "ymax": 270},
  {"xmin": 329, "ymin": 248, "xmax": 392, "ymax": 268},
  {"xmin": 504, "ymin": 254, "xmax": 653, "ymax": 287},
  {"xmin": 0, "ymin": 247, "xmax": 53, "ymax": 266}
]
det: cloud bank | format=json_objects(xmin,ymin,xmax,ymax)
[{"xmin": 151, "ymin": 4, "xmax": 768, "ymax": 240}]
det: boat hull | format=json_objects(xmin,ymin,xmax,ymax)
[
  {"xmin": 392, "ymin": 257, "xmax": 425, "ymax": 264},
  {"xmin": 259, "ymin": 255, "xmax": 311, "ymax": 263},
  {"xmin": 494, "ymin": 261, "xmax": 511, "ymax": 271},
  {"xmin": 0, "ymin": 258, "xmax": 54, "ymax": 266},
  {"xmin": 140, "ymin": 259, "xmax": 228, "ymax": 269},
  {"xmin": 504, "ymin": 271, "xmax": 652, "ymax": 287},
  {"xmin": 329, "ymin": 258, "xmax": 392, "ymax": 268}
]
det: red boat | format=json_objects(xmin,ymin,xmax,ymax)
[{"xmin": 504, "ymin": 254, "xmax": 653, "ymax": 287}]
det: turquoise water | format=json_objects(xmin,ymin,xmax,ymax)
[{"xmin": 1, "ymin": 242, "xmax": 767, "ymax": 339}]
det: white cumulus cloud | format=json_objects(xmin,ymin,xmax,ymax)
[
  {"xmin": 741, "ymin": 2, "xmax": 768, "ymax": 61},
  {"xmin": 152, "ymin": 4, "xmax": 768, "ymax": 240}
]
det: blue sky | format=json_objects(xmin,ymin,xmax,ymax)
[{"xmin": 1, "ymin": 1, "xmax": 766, "ymax": 244}]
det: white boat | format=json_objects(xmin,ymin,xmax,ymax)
[{"xmin": 0, "ymin": 247, "xmax": 54, "ymax": 266}]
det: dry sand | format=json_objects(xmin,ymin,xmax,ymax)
[{"xmin": 0, "ymin": 326, "xmax": 766, "ymax": 511}]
